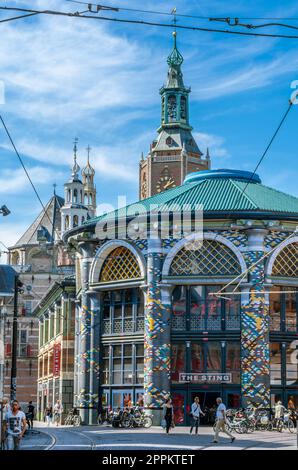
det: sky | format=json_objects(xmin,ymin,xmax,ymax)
[{"xmin": 0, "ymin": 0, "xmax": 298, "ymax": 256}]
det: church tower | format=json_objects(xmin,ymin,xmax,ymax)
[
  {"xmin": 139, "ymin": 32, "xmax": 211, "ymax": 199},
  {"xmin": 82, "ymin": 145, "xmax": 97, "ymax": 218},
  {"xmin": 60, "ymin": 139, "xmax": 90, "ymax": 236}
]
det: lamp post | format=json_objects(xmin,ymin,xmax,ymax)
[{"xmin": 10, "ymin": 274, "xmax": 23, "ymax": 402}]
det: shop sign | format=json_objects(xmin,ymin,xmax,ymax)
[
  {"xmin": 53, "ymin": 343, "xmax": 61, "ymax": 376},
  {"xmin": 179, "ymin": 373, "xmax": 232, "ymax": 384}
]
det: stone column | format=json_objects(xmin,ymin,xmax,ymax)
[
  {"xmin": 88, "ymin": 292, "xmax": 102, "ymax": 425},
  {"xmin": 76, "ymin": 240, "xmax": 94, "ymax": 424},
  {"xmin": 241, "ymin": 228, "xmax": 270, "ymax": 408},
  {"xmin": 144, "ymin": 236, "xmax": 171, "ymax": 425}
]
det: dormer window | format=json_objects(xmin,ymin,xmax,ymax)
[{"xmin": 166, "ymin": 136, "xmax": 173, "ymax": 147}]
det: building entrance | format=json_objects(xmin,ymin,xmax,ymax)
[{"xmin": 190, "ymin": 391, "xmax": 219, "ymax": 425}]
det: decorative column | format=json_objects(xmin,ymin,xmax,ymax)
[
  {"xmin": 241, "ymin": 228, "xmax": 270, "ymax": 408},
  {"xmin": 76, "ymin": 240, "xmax": 94, "ymax": 424},
  {"xmin": 88, "ymin": 292, "xmax": 102, "ymax": 424},
  {"xmin": 144, "ymin": 236, "xmax": 171, "ymax": 424}
]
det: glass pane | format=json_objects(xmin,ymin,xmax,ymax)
[
  {"xmin": 124, "ymin": 289, "xmax": 133, "ymax": 303},
  {"xmin": 171, "ymin": 344, "xmax": 185, "ymax": 382},
  {"xmin": 286, "ymin": 343, "xmax": 298, "ymax": 386},
  {"xmin": 190, "ymin": 286, "xmax": 205, "ymax": 330},
  {"xmin": 285, "ymin": 290, "xmax": 297, "ymax": 332},
  {"xmin": 136, "ymin": 344, "xmax": 144, "ymax": 357},
  {"xmin": 225, "ymin": 288, "xmax": 240, "ymax": 330},
  {"xmin": 226, "ymin": 342, "xmax": 240, "ymax": 383},
  {"xmin": 287, "ymin": 394, "xmax": 298, "ymax": 410},
  {"xmin": 172, "ymin": 392, "xmax": 185, "ymax": 425},
  {"xmin": 270, "ymin": 342, "xmax": 282, "ymax": 385},
  {"xmin": 113, "ymin": 358, "xmax": 121, "ymax": 370},
  {"xmin": 114, "ymin": 305, "xmax": 122, "ymax": 319},
  {"xmin": 269, "ymin": 287, "xmax": 281, "ymax": 331},
  {"xmin": 113, "ymin": 291, "xmax": 122, "ymax": 303},
  {"xmin": 206, "ymin": 342, "xmax": 221, "ymax": 372},
  {"xmin": 206, "ymin": 298, "xmax": 221, "ymax": 330},
  {"xmin": 113, "ymin": 345, "xmax": 122, "ymax": 358},
  {"xmin": 112, "ymin": 371, "xmax": 122, "ymax": 384},
  {"xmin": 103, "ymin": 305, "xmax": 110, "ymax": 319},
  {"xmin": 103, "ymin": 346, "xmax": 110, "ymax": 358},
  {"xmin": 191, "ymin": 343, "xmax": 204, "ymax": 372},
  {"xmin": 172, "ymin": 286, "xmax": 187, "ymax": 330},
  {"xmin": 124, "ymin": 345, "xmax": 132, "ymax": 357}
]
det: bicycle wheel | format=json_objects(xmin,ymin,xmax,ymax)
[
  {"xmin": 143, "ymin": 416, "xmax": 153, "ymax": 428},
  {"xmin": 288, "ymin": 419, "xmax": 295, "ymax": 433},
  {"xmin": 73, "ymin": 415, "xmax": 81, "ymax": 427},
  {"xmin": 64, "ymin": 416, "xmax": 71, "ymax": 426}
]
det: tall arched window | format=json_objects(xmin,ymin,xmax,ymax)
[
  {"xmin": 73, "ymin": 215, "xmax": 79, "ymax": 227},
  {"xmin": 73, "ymin": 189, "xmax": 78, "ymax": 203},
  {"xmin": 272, "ymin": 242, "xmax": 298, "ymax": 278},
  {"xmin": 169, "ymin": 240, "xmax": 241, "ymax": 276},
  {"xmin": 99, "ymin": 247, "xmax": 142, "ymax": 283},
  {"xmin": 167, "ymin": 95, "xmax": 177, "ymax": 122},
  {"xmin": 180, "ymin": 96, "xmax": 187, "ymax": 120},
  {"xmin": 67, "ymin": 189, "xmax": 71, "ymax": 203},
  {"xmin": 65, "ymin": 215, "xmax": 70, "ymax": 230}
]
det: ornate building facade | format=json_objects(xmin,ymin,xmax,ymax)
[
  {"xmin": 4, "ymin": 143, "xmax": 96, "ymax": 409},
  {"xmin": 64, "ymin": 169, "xmax": 298, "ymax": 425},
  {"xmin": 139, "ymin": 33, "xmax": 210, "ymax": 200}
]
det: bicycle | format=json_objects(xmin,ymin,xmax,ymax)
[{"xmin": 64, "ymin": 409, "xmax": 81, "ymax": 427}]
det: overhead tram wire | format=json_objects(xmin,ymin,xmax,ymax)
[
  {"xmin": 0, "ymin": 115, "xmax": 62, "ymax": 242},
  {"xmin": 65, "ymin": 1, "xmax": 298, "ymax": 22},
  {"xmin": 1, "ymin": 6, "xmax": 298, "ymax": 39},
  {"xmin": 0, "ymin": 12, "xmax": 40, "ymax": 24},
  {"xmin": 207, "ymin": 99, "xmax": 296, "ymax": 298}
]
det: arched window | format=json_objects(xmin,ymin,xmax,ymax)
[
  {"xmin": 272, "ymin": 243, "xmax": 298, "ymax": 278},
  {"xmin": 99, "ymin": 247, "xmax": 142, "ymax": 283},
  {"xmin": 167, "ymin": 95, "xmax": 177, "ymax": 122},
  {"xmin": 180, "ymin": 96, "xmax": 187, "ymax": 120},
  {"xmin": 73, "ymin": 189, "xmax": 78, "ymax": 203},
  {"xmin": 65, "ymin": 215, "xmax": 70, "ymax": 230},
  {"xmin": 169, "ymin": 240, "xmax": 241, "ymax": 276},
  {"xmin": 67, "ymin": 189, "xmax": 71, "ymax": 203},
  {"xmin": 84, "ymin": 193, "xmax": 88, "ymax": 205},
  {"xmin": 89, "ymin": 193, "xmax": 93, "ymax": 205},
  {"xmin": 73, "ymin": 215, "xmax": 79, "ymax": 227},
  {"xmin": 80, "ymin": 190, "xmax": 83, "ymax": 203}
]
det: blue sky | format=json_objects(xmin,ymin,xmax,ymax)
[{"xmin": 0, "ymin": 0, "xmax": 298, "ymax": 254}]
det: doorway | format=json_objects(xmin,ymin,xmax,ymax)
[{"xmin": 191, "ymin": 391, "xmax": 219, "ymax": 425}]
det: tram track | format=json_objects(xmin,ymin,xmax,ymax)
[{"xmin": 41, "ymin": 427, "xmax": 96, "ymax": 450}]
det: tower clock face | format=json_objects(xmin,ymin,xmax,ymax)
[{"xmin": 156, "ymin": 174, "xmax": 176, "ymax": 193}]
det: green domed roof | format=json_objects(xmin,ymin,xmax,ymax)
[{"xmin": 65, "ymin": 169, "xmax": 298, "ymax": 239}]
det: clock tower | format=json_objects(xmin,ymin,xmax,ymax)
[{"xmin": 139, "ymin": 32, "xmax": 211, "ymax": 199}]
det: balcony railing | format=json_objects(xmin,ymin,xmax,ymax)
[{"xmin": 103, "ymin": 317, "xmax": 144, "ymax": 335}]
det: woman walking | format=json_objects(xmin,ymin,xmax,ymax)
[
  {"xmin": 45, "ymin": 406, "xmax": 53, "ymax": 426},
  {"xmin": 163, "ymin": 398, "xmax": 174, "ymax": 434},
  {"xmin": 190, "ymin": 397, "xmax": 205, "ymax": 435}
]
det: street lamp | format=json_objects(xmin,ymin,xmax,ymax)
[
  {"xmin": 10, "ymin": 274, "xmax": 24, "ymax": 402},
  {"xmin": 0, "ymin": 205, "xmax": 10, "ymax": 217}
]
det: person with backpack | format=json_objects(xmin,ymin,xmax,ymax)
[{"xmin": 189, "ymin": 396, "xmax": 205, "ymax": 435}]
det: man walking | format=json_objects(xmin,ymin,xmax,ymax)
[
  {"xmin": 26, "ymin": 401, "xmax": 35, "ymax": 430},
  {"xmin": 213, "ymin": 397, "xmax": 235, "ymax": 444},
  {"xmin": 190, "ymin": 396, "xmax": 205, "ymax": 435},
  {"xmin": 53, "ymin": 400, "xmax": 63, "ymax": 426},
  {"xmin": 3, "ymin": 400, "xmax": 27, "ymax": 450}
]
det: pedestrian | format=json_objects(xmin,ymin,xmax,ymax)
[
  {"xmin": 212, "ymin": 397, "xmax": 235, "ymax": 444},
  {"xmin": 26, "ymin": 401, "xmax": 35, "ymax": 430},
  {"xmin": 189, "ymin": 396, "xmax": 205, "ymax": 435},
  {"xmin": 163, "ymin": 398, "xmax": 174, "ymax": 434},
  {"xmin": 45, "ymin": 406, "xmax": 53, "ymax": 426},
  {"xmin": 53, "ymin": 400, "xmax": 63, "ymax": 426},
  {"xmin": 3, "ymin": 399, "xmax": 27, "ymax": 450}
]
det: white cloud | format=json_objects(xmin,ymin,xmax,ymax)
[
  {"xmin": 194, "ymin": 132, "xmax": 229, "ymax": 159},
  {"xmin": 0, "ymin": 166, "xmax": 64, "ymax": 194}
]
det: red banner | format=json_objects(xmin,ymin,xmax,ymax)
[{"xmin": 53, "ymin": 343, "xmax": 61, "ymax": 376}]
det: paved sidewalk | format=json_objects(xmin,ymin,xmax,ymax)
[{"xmin": 15, "ymin": 423, "xmax": 298, "ymax": 451}]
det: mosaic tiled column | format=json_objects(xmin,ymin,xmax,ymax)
[
  {"xmin": 241, "ymin": 229, "xmax": 270, "ymax": 408},
  {"xmin": 144, "ymin": 236, "xmax": 171, "ymax": 424},
  {"xmin": 76, "ymin": 241, "xmax": 94, "ymax": 424},
  {"xmin": 88, "ymin": 292, "xmax": 102, "ymax": 424}
]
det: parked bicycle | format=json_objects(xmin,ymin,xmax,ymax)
[{"xmin": 64, "ymin": 408, "xmax": 81, "ymax": 427}]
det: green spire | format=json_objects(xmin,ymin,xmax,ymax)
[{"xmin": 167, "ymin": 32, "xmax": 183, "ymax": 67}]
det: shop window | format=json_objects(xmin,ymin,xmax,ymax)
[
  {"xmin": 169, "ymin": 239, "xmax": 241, "ymax": 276},
  {"xmin": 272, "ymin": 242, "xmax": 298, "ymax": 278},
  {"xmin": 226, "ymin": 342, "xmax": 240, "ymax": 384},
  {"xmin": 102, "ymin": 289, "xmax": 143, "ymax": 335},
  {"xmin": 171, "ymin": 344, "xmax": 186, "ymax": 382},
  {"xmin": 270, "ymin": 287, "xmax": 281, "ymax": 331},
  {"xmin": 286, "ymin": 343, "xmax": 298, "ymax": 386},
  {"xmin": 107, "ymin": 343, "xmax": 144, "ymax": 386},
  {"xmin": 99, "ymin": 247, "xmax": 142, "ymax": 283},
  {"xmin": 172, "ymin": 286, "xmax": 187, "ymax": 330},
  {"xmin": 206, "ymin": 342, "xmax": 221, "ymax": 372},
  {"xmin": 285, "ymin": 291, "xmax": 297, "ymax": 332},
  {"xmin": 270, "ymin": 342, "xmax": 282, "ymax": 385},
  {"xmin": 191, "ymin": 343, "xmax": 204, "ymax": 373}
]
